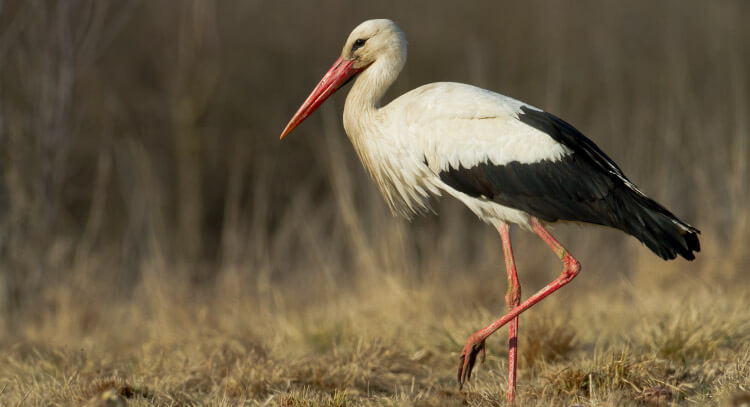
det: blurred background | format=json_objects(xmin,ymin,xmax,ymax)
[{"xmin": 0, "ymin": 0, "xmax": 747, "ymax": 335}]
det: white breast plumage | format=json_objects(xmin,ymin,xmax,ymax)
[{"xmin": 344, "ymin": 109, "xmax": 442, "ymax": 219}]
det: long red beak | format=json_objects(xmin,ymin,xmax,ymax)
[{"xmin": 280, "ymin": 57, "xmax": 362, "ymax": 139}]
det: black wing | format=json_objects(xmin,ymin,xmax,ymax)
[{"xmin": 438, "ymin": 106, "xmax": 700, "ymax": 260}]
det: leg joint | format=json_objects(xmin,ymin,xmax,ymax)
[
  {"xmin": 562, "ymin": 254, "xmax": 581, "ymax": 278},
  {"xmin": 505, "ymin": 288, "xmax": 521, "ymax": 308}
]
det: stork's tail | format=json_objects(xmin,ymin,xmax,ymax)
[{"xmin": 614, "ymin": 187, "xmax": 700, "ymax": 260}]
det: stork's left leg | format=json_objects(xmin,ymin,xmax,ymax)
[{"xmin": 498, "ymin": 224, "xmax": 521, "ymax": 404}]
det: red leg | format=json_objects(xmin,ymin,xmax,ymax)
[
  {"xmin": 499, "ymin": 224, "xmax": 520, "ymax": 404},
  {"xmin": 458, "ymin": 218, "xmax": 581, "ymax": 391}
]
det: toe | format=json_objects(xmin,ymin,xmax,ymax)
[{"xmin": 457, "ymin": 339, "xmax": 486, "ymax": 389}]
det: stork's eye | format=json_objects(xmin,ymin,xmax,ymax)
[{"xmin": 352, "ymin": 38, "xmax": 367, "ymax": 51}]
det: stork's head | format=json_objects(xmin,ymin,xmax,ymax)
[
  {"xmin": 280, "ymin": 19, "xmax": 406, "ymax": 139},
  {"xmin": 342, "ymin": 19, "xmax": 407, "ymax": 71}
]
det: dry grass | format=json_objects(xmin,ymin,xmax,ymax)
[
  {"xmin": 1, "ymin": 1, "xmax": 749, "ymax": 406},
  {"xmin": 0, "ymin": 268, "xmax": 748, "ymax": 406}
]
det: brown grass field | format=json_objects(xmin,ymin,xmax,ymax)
[{"xmin": 0, "ymin": 1, "xmax": 749, "ymax": 406}]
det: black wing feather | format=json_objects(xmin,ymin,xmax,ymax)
[{"xmin": 518, "ymin": 106, "xmax": 625, "ymax": 176}]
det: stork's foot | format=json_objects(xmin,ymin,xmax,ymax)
[{"xmin": 457, "ymin": 335, "xmax": 486, "ymax": 389}]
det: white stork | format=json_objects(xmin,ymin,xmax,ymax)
[{"xmin": 280, "ymin": 19, "xmax": 700, "ymax": 402}]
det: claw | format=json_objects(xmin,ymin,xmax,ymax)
[{"xmin": 457, "ymin": 336, "xmax": 486, "ymax": 389}]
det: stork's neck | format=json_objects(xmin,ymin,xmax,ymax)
[{"xmin": 343, "ymin": 52, "xmax": 405, "ymax": 139}]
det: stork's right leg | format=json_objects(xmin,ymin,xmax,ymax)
[
  {"xmin": 498, "ymin": 224, "xmax": 520, "ymax": 404},
  {"xmin": 458, "ymin": 218, "xmax": 581, "ymax": 392}
]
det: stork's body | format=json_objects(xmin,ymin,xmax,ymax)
[
  {"xmin": 346, "ymin": 81, "xmax": 565, "ymax": 227},
  {"xmin": 281, "ymin": 19, "xmax": 700, "ymax": 403}
]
